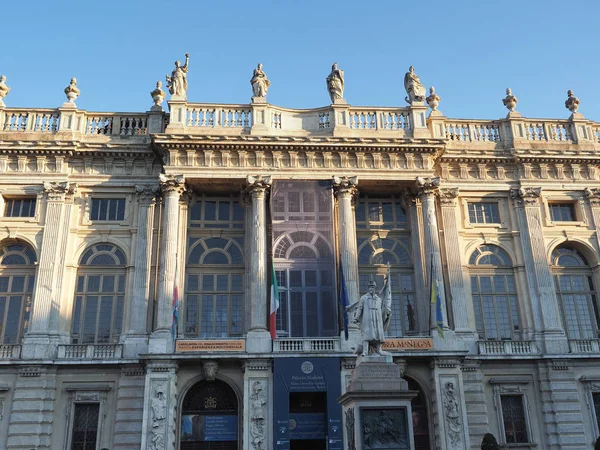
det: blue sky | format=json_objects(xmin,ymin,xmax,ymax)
[{"xmin": 2, "ymin": 0, "xmax": 599, "ymax": 120}]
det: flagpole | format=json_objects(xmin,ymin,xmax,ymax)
[{"xmin": 428, "ymin": 253, "xmax": 433, "ymax": 337}]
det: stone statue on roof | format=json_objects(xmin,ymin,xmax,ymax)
[
  {"xmin": 250, "ymin": 63, "xmax": 270, "ymax": 98},
  {"xmin": 166, "ymin": 53, "xmax": 190, "ymax": 99},
  {"xmin": 0, "ymin": 75, "xmax": 10, "ymax": 107},
  {"xmin": 326, "ymin": 63, "xmax": 345, "ymax": 103},
  {"xmin": 404, "ymin": 66, "xmax": 426, "ymax": 105}
]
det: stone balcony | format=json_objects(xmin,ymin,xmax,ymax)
[
  {"xmin": 57, "ymin": 344, "xmax": 123, "ymax": 360},
  {"xmin": 273, "ymin": 337, "xmax": 342, "ymax": 353},
  {"xmin": 478, "ymin": 340, "xmax": 539, "ymax": 356},
  {"xmin": 568, "ymin": 339, "xmax": 600, "ymax": 354},
  {"xmin": 0, "ymin": 344, "xmax": 21, "ymax": 359}
]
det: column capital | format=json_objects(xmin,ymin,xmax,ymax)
[
  {"xmin": 438, "ymin": 187, "xmax": 460, "ymax": 206},
  {"xmin": 510, "ymin": 186, "xmax": 542, "ymax": 206},
  {"xmin": 43, "ymin": 181, "xmax": 77, "ymax": 201},
  {"xmin": 414, "ymin": 176, "xmax": 440, "ymax": 198},
  {"xmin": 584, "ymin": 187, "xmax": 600, "ymax": 207},
  {"xmin": 135, "ymin": 184, "xmax": 159, "ymax": 204},
  {"xmin": 332, "ymin": 175, "xmax": 359, "ymax": 199},
  {"xmin": 245, "ymin": 175, "xmax": 272, "ymax": 198},
  {"xmin": 159, "ymin": 174, "xmax": 186, "ymax": 196}
]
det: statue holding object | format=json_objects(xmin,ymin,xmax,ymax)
[{"xmin": 166, "ymin": 53, "xmax": 190, "ymax": 98}]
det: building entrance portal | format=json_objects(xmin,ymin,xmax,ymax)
[
  {"xmin": 180, "ymin": 379, "xmax": 239, "ymax": 450},
  {"xmin": 406, "ymin": 377, "xmax": 431, "ymax": 450}
]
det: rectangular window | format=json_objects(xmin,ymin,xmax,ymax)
[
  {"xmin": 90, "ymin": 198, "xmax": 125, "ymax": 221},
  {"xmin": 188, "ymin": 195, "xmax": 245, "ymax": 229},
  {"xmin": 71, "ymin": 403, "xmax": 100, "ymax": 450},
  {"xmin": 501, "ymin": 395, "xmax": 529, "ymax": 444},
  {"xmin": 549, "ymin": 202, "xmax": 576, "ymax": 222},
  {"xmin": 467, "ymin": 202, "xmax": 500, "ymax": 224},
  {"xmin": 355, "ymin": 195, "xmax": 407, "ymax": 230},
  {"xmin": 593, "ymin": 393, "xmax": 600, "ymax": 434},
  {"xmin": 4, "ymin": 198, "xmax": 36, "ymax": 217}
]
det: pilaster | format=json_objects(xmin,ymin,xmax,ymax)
[
  {"xmin": 242, "ymin": 359, "xmax": 273, "ymax": 450},
  {"xmin": 165, "ymin": 99, "xmax": 186, "ymax": 132},
  {"xmin": 460, "ymin": 361, "xmax": 489, "ymax": 449},
  {"xmin": 149, "ymin": 175, "xmax": 186, "ymax": 354},
  {"xmin": 245, "ymin": 175, "xmax": 272, "ymax": 353},
  {"xmin": 140, "ymin": 362, "xmax": 178, "ymax": 450},
  {"xmin": 409, "ymin": 104, "xmax": 430, "ymax": 139},
  {"xmin": 23, "ymin": 181, "xmax": 77, "ymax": 359},
  {"xmin": 333, "ymin": 176, "xmax": 361, "ymax": 350},
  {"xmin": 114, "ymin": 366, "xmax": 146, "ymax": 450},
  {"xmin": 510, "ymin": 187, "xmax": 568, "ymax": 354},
  {"xmin": 584, "ymin": 188, "xmax": 600, "ymax": 249},
  {"xmin": 123, "ymin": 186, "xmax": 158, "ymax": 357}
]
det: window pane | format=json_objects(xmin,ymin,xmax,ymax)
[
  {"xmin": 501, "ymin": 395, "xmax": 528, "ymax": 443},
  {"xmin": 71, "ymin": 403, "xmax": 100, "ymax": 450},
  {"xmin": 82, "ymin": 296, "xmax": 98, "ymax": 343}
]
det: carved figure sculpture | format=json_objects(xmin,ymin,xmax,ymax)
[
  {"xmin": 565, "ymin": 89, "xmax": 580, "ymax": 113},
  {"xmin": 150, "ymin": 383, "xmax": 167, "ymax": 450},
  {"xmin": 326, "ymin": 63, "xmax": 345, "ymax": 103},
  {"xmin": 0, "ymin": 75, "xmax": 10, "ymax": 106},
  {"xmin": 150, "ymin": 81, "xmax": 166, "ymax": 107},
  {"xmin": 347, "ymin": 265, "xmax": 392, "ymax": 356},
  {"xmin": 250, "ymin": 63, "xmax": 270, "ymax": 98},
  {"xmin": 502, "ymin": 88, "xmax": 518, "ymax": 112},
  {"xmin": 426, "ymin": 86, "xmax": 440, "ymax": 110},
  {"xmin": 64, "ymin": 78, "xmax": 80, "ymax": 103},
  {"xmin": 404, "ymin": 66, "xmax": 426, "ymax": 104},
  {"xmin": 345, "ymin": 408, "xmax": 356, "ymax": 450},
  {"xmin": 203, "ymin": 361, "xmax": 219, "ymax": 381},
  {"xmin": 249, "ymin": 380, "xmax": 266, "ymax": 450},
  {"xmin": 443, "ymin": 382, "xmax": 462, "ymax": 447},
  {"xmin": 166, "ymin": 53, "xmax": 190, "ymax": 98}
]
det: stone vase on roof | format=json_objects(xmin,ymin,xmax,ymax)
[{"xmin": 0, "ymin": 75, "xmax": 11, "ymax": 107}]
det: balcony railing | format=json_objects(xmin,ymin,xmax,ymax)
[
  {"xmin": 478, "ymin": 340, "xmax": 538, "ymax": 355},
  {"xmin": 273, "ymin": 338, "xmax": 341, "ymax": 353},
  {"xmin": 568, "ymin": 339, "xmax": 600, "ymax": 354},
  {"xmin": 58, "ymin": 344, "xmax": 123, "ymax": 359},
  {"xmin": 0, "ymin": 344, "xmax": 21, "ymax": 359}
]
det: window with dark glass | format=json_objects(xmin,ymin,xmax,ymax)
[
  {"xmin": 467, "ymin": 202, "xmax": 500, "ymax": 224},
  {"xmin": 188, "ymin": 194, "xmax": 245, "ymax": 229},
  {"xmin": 0, "ymin": 243, "xmax": 36, "ymax": 344},
  {"xmin": 90, "ymin": 198, "xmax": 125, "ymax": 221},
  {"xmin": 549, "ymin": 202, "xmax": 576, "ymax": 221},
  {"xmin": 355, "ymin": 195, "xmax": 407, "ymax": 230},
  {"xmin": 552, "ymin": 246, "xmax": 600, "ymax": 339},
  {"xmin": 501, "ymin": 395, "xmax": 528, "ymax": 444},
  {"xmin": 593, "ymin": 393, "xmax": 600, "ymax": 434},
  {"xmin": 4, "ymin": 197, "xmax": 36, "ymax": 217},
  {"xmin": 71, "ymin": 403, "xmax": 100, "ymax": 450},
  {"xmin": 469, "ymin": 245, "xmax": 520, "ymax": 340},
  {"xmin": 72, "ymin": 244, "xmax": 126, "ymax": 344}
]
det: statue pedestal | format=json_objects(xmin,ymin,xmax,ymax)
[{"xmin": 339, "ymin": 356, "xmax": 417, "ymax": 450}]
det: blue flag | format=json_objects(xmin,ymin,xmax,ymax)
[
  {"xmin": 430, "ymin": 258, "xmax": 444, "ymax": 338},
  {"xmin": 340, "ymin": 264, "xmax": 350, "ymax": 340}
]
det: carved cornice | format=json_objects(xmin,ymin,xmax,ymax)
[
  {"xmin": 414, "ymin": 176, "xmax": 440, "ymax": 197},
  {"xmin": 332, "ymin": 175, "xmax": 358, "ymax": 199},
  {"xmin": 510, "ymin": 187, "xmax": 542, "ymax": 206},
  {"xmin": 245, "ymin": 175, "xmax": 272, "ymax": 198},
  {"xmin": 584, "ymin": 187, "xmax": 600, "ymax": 206},
  {"xmin": 158, "ymin": 174, "xmax": 186, "ymax": 196},
  {"xmin": 43, "ymin": 181, "xmax": 77, "ymax": 201},
  {"xmin": 438, "ymin": 187, "xmax": 459, "ymax": 206}
]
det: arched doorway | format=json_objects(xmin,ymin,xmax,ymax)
[
  {"xmin": 406, "ymin": 377, "xmax": 431, "ymax": 450},
  {"xmin": 180, "ymin": 379, "xmax": 239, "ymax": 450}
]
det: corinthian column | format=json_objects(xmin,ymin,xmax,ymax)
[
  {"xmin": 149, "ymin": 175, "xmax": 186, "ymax": 354},
  {"xmin": 23, "ymin": 181, "xmax": 77, "ymax": 359},
  {"xmin": 245, "ymin": 175, "xmax": 272, "ymax": 353},
  {"xmin": 438, "ymin": 188, "xmax": 476, "ymax": 336},
  {"xmin": 415, "ymin": 177, "xmax": 449, "ymax": 331},
  {"xmin": 123, "ymin": 185, "xmax": 157, "ymax": 357},
  {"xmin": 511, "ymin": 187, "xmax": 567, "ymax": 353}
]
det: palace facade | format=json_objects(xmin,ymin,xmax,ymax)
[{"xmin": 0, "ymin": 71, "xmax": 599, "ymax": 450}]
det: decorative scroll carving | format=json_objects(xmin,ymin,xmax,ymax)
[
  {"xmin": 345, "ymin": 407, "xmax": 356, "ymax": 450},
  {"xmin": 332, "ymin": 175, "xmax": 358, "ymax": 199},
  {"xmin": 158, "ymin": 174, "xmax": 186, "ymax": 195},
  {"xmin": 414, "ymin": 176, "xmax": 440, "ymax": 197},
  {"xmin": 249, "ymin": 380, "xmax": 267, "ymax": 450},
  {"xmin": 43, "ymin": 181, "xmax": 77, "ymax": 201},
  {"xmin": 443, "ymin": 382, "xmax": 462, "ymax": 448},
  {"xmin": 584, "ymin": 187, "xmax": 600, "ymax": 207},
  {"xmin": 510, "ymin": 187, "xmax": 542, "ymax": 206},
  {"xmin": 149, "ymin": 382, "xmax": 167, "ymax": 450},
  {"xmin": 203, "ymin": 361, "xmax": 219, "ymax": 381},
  {"xmin": 438, "ymin": 187, "xmax": 459, "ymax": 206}
]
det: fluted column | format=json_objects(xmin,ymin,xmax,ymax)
[
  {"xmin": 438, "ymin": 188, "xmax": 476, "ymax": 335},
  {"xmin": 245, "ymin": 175, "xmax": 272, "ymax": 353},
  {"xmin": 415, "ymin": 177, "xmax": 449, "ymax": 330},
  {"xmin": 511, "ymin": 187, "xmax": 567, "ymax": 353},
  {"xmin": 23, "ymin": 181, "xmax": 77, "ymax": 359},
  {"xmin": 149, "ymin": 175, "xmax": 185, "ymax": 353},
  {"xmin": 585, "ymin": 188, "xmax": 600, "ymax": 249},
  {"xmin": 123, "ymin": 186, "xmax": 157, "ymax": 357}
]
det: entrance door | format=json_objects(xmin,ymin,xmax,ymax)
[
  {"xmin": 180, "ymin": 379, "xmax": 238, "ymax": 450},
  {"xmin": 406, "ymin": 378, "xmax": 431, "ymax": 450},
  {"xmin": 289, "ymin": 392, "xmax": 327, "ymax": 450}
]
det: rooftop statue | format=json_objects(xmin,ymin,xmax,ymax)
[
  {"xmin": 0, "ymin": 75, "xmax": 10, "ymax": 107},
  {"xmin": 502, "ymin": 88, "xmax": 518, "ymax": 112},
  {"xmin": 250, "ymin": 63, "xmax": 270, "ymax": 98},
  {"xmin": 326, "ymin": 63, "xmax": 345, "ymax": 103},
  {"xmin": 565, "ymin": 89, "xmax": 580, "ymax": 113},
  {"xmin": 150, "ymin": 81, "xmax": 166, "ymax": 108},
  {"xmin": 404, "ymin": 66, "xmax": 426, "ymax": 105},
  {"xmin": 426, "ymin": 86, "xmax": 440, "ymax": 111},
  {"xmin": 166, "ymin": 53, "xmax": 190, "ymax": 99},
  {"xmin": 64, "ymin": 77, "xmax": 80, "ymax": 103},
  {"xmin": 347, "ymin": 264, "xmax": 392, "ymax": 357}
]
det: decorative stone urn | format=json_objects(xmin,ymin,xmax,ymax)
[
  {"xmin": 0, "ymin": 75, "xmax": 10, "ymax": 107},
  {"xmin": 502, "ymin": 88, "xmax": 518, "ymax": 112},
  {"xmin": 150, "ymin": 81, "xmax": 166, "ymax": 108},
  {"xmin": 565, "ymin": 89, "xmax": 580, "ymax": 113},
  {"xmin": 64, "ymin": 77, "xmax": 80, "ymax": 103},
  {"xmin": 426, "ymin": 86, "xmax": 440, "ymax": 111}
]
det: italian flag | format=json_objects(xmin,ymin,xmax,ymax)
[{"xmin": 269, "ymin": 263, "xmax": 279, "ymax": 339}]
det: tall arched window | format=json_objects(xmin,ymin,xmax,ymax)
[
  {"xmin": 552, "ymin": 246, "xmax": 600, "ymax": 339},
  {"xmin": 186, "ymin": 236, "xmax": 244, "ymax": 337},
  {"xmin": 0, "ymin": 242, "xmax": 36, "ymax": 344},
  {"xmin": 72, "ymin": 244, "xmax": 127, "ymax": 344},
  {"xmin": 469, "ymin": 245, "xmax": 520, "ymax": 340}
]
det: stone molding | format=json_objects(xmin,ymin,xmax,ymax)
[
  {"xmin": 43, "ymin": 181, "xmax": 77, "ymax": 201},
  {"xmin": 242, "ymin": 359, "xmax": 272, "ymax": 372},
  {"xmin": 414, "ymin": 176, "xmax": 440, "ymax": 197},
  {"xmin": 511, "ymin": 186, "xmax": 542, "ymax": 206},
  {"xmin": 159, "ymin": 174, "xmax": 186, "ymax": 196},
  {"xmin": 244, "ymin": 175, "xmax": 272, "ymax": 198},
  {"xmin": 332, "ymin": 175, "xmax": 359, "ymax": 199},
  {"xmin": 135, "ymin": 184, "xmax": 159, "ymax": 204},
  {"xmin": 584, "ymin": 187, "xmax": 600, "ymax": 206},
  {"xmin": 438, "ymin": 187, "xmax": 459, "ymax": 206}
]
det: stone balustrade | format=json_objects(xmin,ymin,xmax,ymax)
[
  {"xmin": 57, "ymin": 344, "xmax": 123, "ymax": 359},
  {"xmin": 478, "ymin": 340, "xmax": 539, "ymax": 355},
  {"xmin": 273, "ymin": 338, "xmax": 341, "ymax": 353},
  {"xmin": 568, "ymin": 339, "xmax": 600, "ymax": 354},
  {"xmin": 0, "ymin": 344, "xmax": 21, "ymax": 359}
]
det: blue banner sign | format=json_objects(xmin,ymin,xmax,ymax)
[
  {"xmin": 289, "ymin": 413, "xmax": 326, "ymax": 440},
  {"xmin": 181, "ymin": 414, "xmax": 237, "ymax": 442}
]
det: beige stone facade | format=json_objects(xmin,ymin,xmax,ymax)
[{"xmin": 0, "ymin": 86, "xmax": 599, "ymax": 450}]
